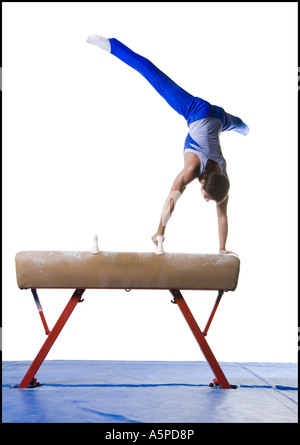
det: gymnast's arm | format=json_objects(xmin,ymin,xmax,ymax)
[
  {"xmin": 216, "ymin": 195, "xmax": 236, "ymax": 255},
  {"xmin": 151, "ymin": 164, "xmax": 199, "ymax": 245}
]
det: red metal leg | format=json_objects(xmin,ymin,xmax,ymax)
[
  {"xmin": 203, "ymin": 290, "xmax": 224, "ymax": 336},
  {"xmin": 18, "ymin": 289, "xmax": 85, "ymax": 388},
  {"xmin": 31, "ymin": 289, "xmax": 50, "ymax": 335},
  {"xmin": 170, "ymin": 289, "xmax": 231, "ymax": 389}
]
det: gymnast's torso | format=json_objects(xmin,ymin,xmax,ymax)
[{"xmin": 184, "ymin": 117, "xmax": 227, "ymax": 178}]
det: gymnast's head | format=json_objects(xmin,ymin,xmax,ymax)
[{"xmin": 200, "ymin": 172, "xmax": 230, "ymax": 204}]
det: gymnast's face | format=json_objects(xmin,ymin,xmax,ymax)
[
  {"xmin": 202, "ymin": 191, "xmax": 211, "ymax": 202},
  {"xmin": 200, "ymin": 180, "xmax": 211, "ymax": 202}
]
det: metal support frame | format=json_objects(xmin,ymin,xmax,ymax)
[
  {"xmin": 18, "ymin": 289, "xmax": 85, "ymax": 388},
  {"xmin": 18, "ymin": 287, "xmax": 232, "ymax": 389},
  {"xmin": 170, "ymin": 289, "xmax": 231, "ymax": 389},
  {"xmin": 31, "ymin": 289, "xmax": 50, "ymax": 335},
  {"xmin": 203, "ymin": 290, "xmax": 224, "ymax": 337}
]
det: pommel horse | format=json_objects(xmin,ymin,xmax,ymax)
[{"xmin": 15, "ymin": 250, "xmax": 240, "ymax": 389}]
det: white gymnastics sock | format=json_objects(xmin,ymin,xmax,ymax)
[{"xmin": 87, "ymin": 35, "xmax": 111, "ymax": 52}]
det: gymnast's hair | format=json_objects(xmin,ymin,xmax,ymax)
[{"xmin": 203, "ymin": 172, "xmax": 230, "ymax": 204}]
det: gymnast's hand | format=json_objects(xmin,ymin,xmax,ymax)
[
  {"xmin": 151, "ymin": 233, "xmax": 165, "ymax": 246},
  {"xmin": 219, "ymin": 248, "xmax": 237, "ymax": 256}
]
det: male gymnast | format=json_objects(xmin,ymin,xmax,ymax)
[{"xmin": 87, "ymin": 35, "xmax": 249, "ymax": 254}]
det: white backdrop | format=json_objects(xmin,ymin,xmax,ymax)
[{"xmin": 2, "ymin": 2, "xmax": 298, "ymax": 363}]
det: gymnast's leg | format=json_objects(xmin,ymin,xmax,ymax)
[{"xmin": 87, "ymin": 35, "xmax": 197, "ymax": 121}]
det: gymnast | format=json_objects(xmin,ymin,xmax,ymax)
[{"xmin": 87, "ymin": 35, "xmax": 249, "ymax": 254}]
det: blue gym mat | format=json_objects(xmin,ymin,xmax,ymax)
[{"xmin": 2, "ymin": 360, "xmax": 297, "ymax": 423}]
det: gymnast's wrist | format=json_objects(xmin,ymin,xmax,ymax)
[{"xmin": 157, "ymin": 228, "xmax": 165, "ymax": 236}]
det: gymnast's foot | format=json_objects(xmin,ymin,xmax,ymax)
[{"xmin": 87, "ymin": 34, "xmax": 111, "ymax": 52}]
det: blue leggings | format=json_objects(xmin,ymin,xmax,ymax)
[{"xmin": 109, "ymin": 38, "xmax": 226, "ymax": 127}]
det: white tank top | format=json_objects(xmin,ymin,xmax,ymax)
[{"xmin": 184, "ymin": 117, "xmax": 227, "ymax": 177}]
